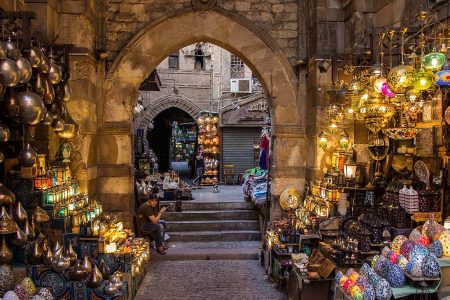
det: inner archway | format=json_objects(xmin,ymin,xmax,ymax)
[{"xmin": 98, "ymin": 9, "xmax": 307, "ymax": 224}]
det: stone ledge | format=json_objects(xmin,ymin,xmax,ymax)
[
  {"xmin": 99, "ymin": 193, "xmax": 133, "ymax": 211},
  {"xmin": 97, "ymin": 164, "xmax": 134, "ymax": 177},
  {"xmin": 97, "ymin": 122, "xmax": 133, "ymax": 135},
  {"xmin": 271, "ymin": 166, "xmax": 306, "ymax": 178}
]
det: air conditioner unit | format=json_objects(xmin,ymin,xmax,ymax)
[{"xmin": 230, "ymin": 78, "xmax": 252, "ymax": 94}]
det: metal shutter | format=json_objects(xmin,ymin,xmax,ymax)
[{"xmin": 222, "ymin": 127, "xmax": 262, "ymax": 178}]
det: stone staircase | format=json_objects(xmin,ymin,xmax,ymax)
[{"xmin": 163, "ymin": 201, "xmax": 261, "ymax": 242}]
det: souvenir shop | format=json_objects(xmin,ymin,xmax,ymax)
[
  {"xmin": 263, "ymin": 12, "xmax": 450, "ymax": 300},
  {"xmin": 0, "ymin": 11, "xmax": 149, "ymax": 300}
]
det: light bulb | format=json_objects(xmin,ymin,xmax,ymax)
[
  {"xmin": 399, "ymin": 75, "xmax": 406, "ymax": 84},
  {"xmin": 432, "ymin": 58, "xmax": 438, "ymax": 67},
  {"xmin": 420, "ymin": 78, "xmax": 427, "ymax": 87}
]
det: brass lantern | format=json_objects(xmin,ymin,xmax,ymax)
[
  {"xmin": 357, "ymin": 91, "xmax": 395, "ymax": 134},
  {"xmin": 387, "ymin": 64, "xmax": 414, "ymax": 93}
]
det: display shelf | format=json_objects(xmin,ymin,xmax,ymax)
[{"xmin": 415, "ymin": 121, "xmax": 442, "ymax": 128}]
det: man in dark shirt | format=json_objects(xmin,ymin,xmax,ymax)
[{"xmin": 137, "ymin": 194, "xmax": 168, "ymax": 254}]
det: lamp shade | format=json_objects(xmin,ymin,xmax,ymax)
[
  {"xmin": 422, "ymin": 51, "xmax": 446, "ymax": 70},
  {"xmin": 344, "ymin": 159, "xmax": 357, "ymax": 179},
  {"xmin": 319, "ymin": 131, "xmax": 328, "ymax": 149},
  {"xmin": 339, "ymin": 131, "xmax": 349, "ymax": 150},
  {"xmin": 387, "ymin": 64, "xmax": 414, "ymax": 93},
  {"xmin": 411, "ymin": 69, "xmax": 434, "ymax": 91},
  {"xmin": 435, "ymin": 69, "xmax": 450, "ymax": 86}
]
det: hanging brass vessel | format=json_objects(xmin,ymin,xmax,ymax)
[
  {"xmin": 0, "ymin": 207, "xmax": 18, "ymax": 234},
  {"xmin": 0, "ymin": 42, "xmax": 7, "ymax": 60},
  {"xmin": 63, "ymin": 82, "xmax": 71, "ymax": 102},
  {"xmin": 43, "ymin": 248, "xmax": 53, "ymax": 265},
  {"xmin": 39, "ymin": 54, "xmax": 50, "ymax": 73},
  {"xmin": 5, "ymin": 89, "xmax": 20, "ymax": 119},
  {"xmin": 16, "ymin": 57, "xmax": 32, "ymax": 84},
  {"xmin": 87, "ymin": 264, "xmax": 103, "ymax": 288},
  {"xmin": 17, "ymin": 91, "xmax": 46, "ymax": 125},
  {"xmin": 28, "ymin": 241, "xmax": 43, "ymax": 265},
  {"xmin": 43, "ymin": 78, "xmax": 55, "ymax": 105},
  {"xmin": 64, "ymin": 243, "xmax": 77, "ymax": 266},
  {"xmin": 0, "ymin": 58, "xmax": 19, "ymax": 87},
  {"xmin": 15, "ymin": 202, "xmax": 28, "ymax": 222},
  {"xmin": 19, "ymin": 142, "xmax": 38, "ymax": 167},
  {"xmin": 69, "ymin": 260, "xmax": 88, "ymax": 281},
  {"xmin": 23, "ymin": 220, "xmax": 35, "ymax": 240},
  {"xmin": 81, "ymin": 256, "xmax": 92, "ymax": 274},
  {"xmin": 12, "ymin": 227, "xmax": 28, "ymax": 247},
  {"xmin": 33, "ymin": 206, "xmax": 50, "ymax": 223},
  {"xmin": 48, "ymin": 62, "xmax": 62, "ymax": 85},
  {"xmin": 0, "ymin": 182, "xmax": 15, "ymax": 206},
  {"xmin": 28, "ymin": 46, "xmax": 42, "ymax": 68},
  {"xmin": 0, "ymin": 236, "xmax": 13, "ymax": 264},
  {"xmin": 4, "ymin": 39, "xmax": 19, "ymax": 59}
]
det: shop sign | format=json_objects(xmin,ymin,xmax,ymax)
[{"xmin": 248, "ymin": 101, "xmax": 268, "ymax": 112}]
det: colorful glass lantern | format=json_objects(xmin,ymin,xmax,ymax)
[
  {"xmin": 381, "ymin": 82, "xmax": 395, "ymax": 98},
  {"xmin": 435, "ymin": 63, "xmax": 450, "ymax": 86},
  {"xmin": 422, "ymin": 50, "xmax": 446, "ymax": 70},
  {"xmin": 439, "ymin": 230, "xmax": 450, "ymax": 257},
  {"xmin": 405, "ymin": 88, "xmax": 420, "ymax": 102},
  {"xmin": 319, "ymin": 131, "xmax": 328, "ymax": 150},
  {"xmin": 387, "ymin": 64, "xmax": 414, "ymax": 93},
  {"xmin": 412, "ymin": 69, "xmax": 434, "ymax": 91},
  {"xmin": 339, "ymin": 131, "xmax": 349, "ymax": 150}
]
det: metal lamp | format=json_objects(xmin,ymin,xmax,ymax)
[{"xmin": 344, "ymin": 156, "xmax": 357, "ymax": 187}]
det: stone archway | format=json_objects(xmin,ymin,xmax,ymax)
[
  {"xmin": 97, "ymin": 8, "xmax": 307, "ymax": 224},
  {"xmin": 136, "ymin": 95, "xmax": 202, "ymax": 130}
]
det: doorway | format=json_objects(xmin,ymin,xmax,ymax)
[{"xmin": 147, "ymin": 107, "xmax": 196, "ymax": 180}]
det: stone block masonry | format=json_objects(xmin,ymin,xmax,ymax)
[{"xmin": 105, "ymin": 0, "xmax": 299, "ymax": 66}]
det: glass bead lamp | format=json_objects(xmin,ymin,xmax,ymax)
[
  {"xmin": 422, "ymin": 49, "xmax": 446, "ymax": 70},
  {"xmin": 412, "ymin": 68, "xmax": 434, "ymax": 91}
]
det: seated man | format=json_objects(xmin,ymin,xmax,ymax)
[{"xmin": 137, "ymin": 194, "xmax": 168, "ymax": 255}]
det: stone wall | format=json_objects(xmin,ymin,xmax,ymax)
[{"xmin": 104, "ymin": 0, "xmax": 299, "ymax": 66}]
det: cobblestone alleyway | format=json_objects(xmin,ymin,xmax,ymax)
[
  {"xmin": 135, "ymin": 187, "xmax": 286, "ymax": 299},
  {"xmin": 135, "ymin": 251, "xmax": 286, "ymax": 300}
]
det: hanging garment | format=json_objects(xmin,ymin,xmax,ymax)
[{"xmin": 259, "ymin": 148, "xmax": 267, "ymax": 170}]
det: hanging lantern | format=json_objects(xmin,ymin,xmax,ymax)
[
  {"xmin": 381, "ymin": 82, "xmax": 395, "ymax": 98},
  {"xmin": 196, "ymin": 116, "xmax": 204, "ymax": 125},
  {"xmin": 374, "ymin": 76, "xmax": 387, "ymax": 93},
  {"xmin": 57, "ymin": 106, "xmax": 79, "ymax": 139},
  {"xmin": 435, "ymin": 62, "xmax": 450, "ymax": 86},
  {"xmin": 405, "ymin": 88, "xmax": 420, "ymax": 103},
  {"xmin": 318, "ymin": 131, "xmax": 328, "ymax": 150},
  {"xmin": 328, "ymin": 122, "xmax": 338, "ymax": 134},
  {"xmin": 411, "ymin": 69, "xmax": 434, "ymax": 91},
  {"xmin": 358, "ymin": 91, "xmax": 395, "ymax": 134},
  {"xmin": 422, "ymin": 50, "xmax": 446, "ymax": 70},
  {"xmin": 387, "ymin": 64, "xmax": 414, "ymax": 93},
  {"xmin": 339, "ymin": 131, "xmax": 349, "ymax": 150},
  {"xmin": 344, "ymin": 157, "xmax": 357, "ymax": 180}
]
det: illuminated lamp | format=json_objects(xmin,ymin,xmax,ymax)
[
  {"xmin": 374, "ymin": 76, "xmax": 387, "ymax": 93},
  {"xmin": 387, "ymin": 64, "xmax": 414, "ymax": 93},
  {"xmin": 318, "ymin": 131, "xmax": 328, "ymax": 150},
  {"xmin": 339, "ymin": 131, "xmax": 349, "ymax": 150},
  {"xmin": 435, "ymin": 62, "xmax": 450, "ymax": 86},
  {"xmin": 412, "ymin": 68, "xmax": 434, "ymax": 91},
  {"xmin": 422, "ymin": 49, "xmax": 446, "ymax": 70}
]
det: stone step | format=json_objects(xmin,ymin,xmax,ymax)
[
  {"xmin": 155, "ymin": 241, "xmax": 260, "ymax": 261},
  {"xmin": 161, "ymin": 201, "xmax": 255, "ymax": 211},
  {"xmin": 168, "ymin": 230, "xmax": 261, "ymax": 242},
  {"xmin": 163, "ymin": 210, "xmax": 259, "ymax": 221},
  {"xmin": 166, "ymin": 220, "xmax": 260, "ymax": 232}
]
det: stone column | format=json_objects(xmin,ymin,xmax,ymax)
[{"xmin": 97, "ymin": 124, "xmax": 135, "ymax": 228}]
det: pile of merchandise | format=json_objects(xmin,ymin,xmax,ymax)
[{"xmin": 242, "ymin": 168, "xmax": 268, "ymax": 205}]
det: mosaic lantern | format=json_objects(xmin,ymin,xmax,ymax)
[
  {"xmin": 387, "ymin": 264, "xmax": 406, "ymax": 287},
  {"xmin": 400, "ymin": 240, "xmax": 415, "ymax": 259},
  {"xmin": 397, "ymin": 255, "xmax": 408, "ymax": 270},
  {"xmin": 428, "ymin": 240, "xmax": 444, "ymax": 258},
  {"xmin": 418, "ymin": 235, "xmax": 430, "ymax": 247},
  {"xmin": 387, "ymin": 64, "xmax": 414, "ymax": 93},
  {"xmin": 410, "ymin": 244, "xmax": 428, "ymax": 261},
  {"xmin": 391, "ymin": 235, "xmax": 407, "ymax": 254},
  {"xmin": 363, "ymin": 283, "xmax": 376, "ymax": 300},
  {"xmin": 439, "ymin": 230, "xmax": 450, "ymax": 256},
  {"xmin": 422, "ymin": 50, "xmax": 446, "ymax": 70},
  {"xmin": 389, "ymin": 251, "xmax": 399, "ymax": 264},
  {"xmin": 375, "ymin": 278, "xmax": 392, "ymax": 300},
  {"xmin": 422, "ymin": 254, "xmax": 441, "ymax": 278}
]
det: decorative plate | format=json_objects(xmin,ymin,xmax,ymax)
[
  {"xmin": 445, "ymin": 106, "xmax": 450, "ymax": 124},
  {"xmin": 279, "ymin": 188, "xmax": 301, "ymax": 210},
  {"xmin": 40, "ymin": 271, "xmax": 66, "ymax": 297}
]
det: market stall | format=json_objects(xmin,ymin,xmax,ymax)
[
  {"xmin": 0, "ymin": 10, "xmax": 151, "ymax": 300},
  {"xmin": 263, "ymin": 11, "xmax": 450, "ymax": 300}
]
